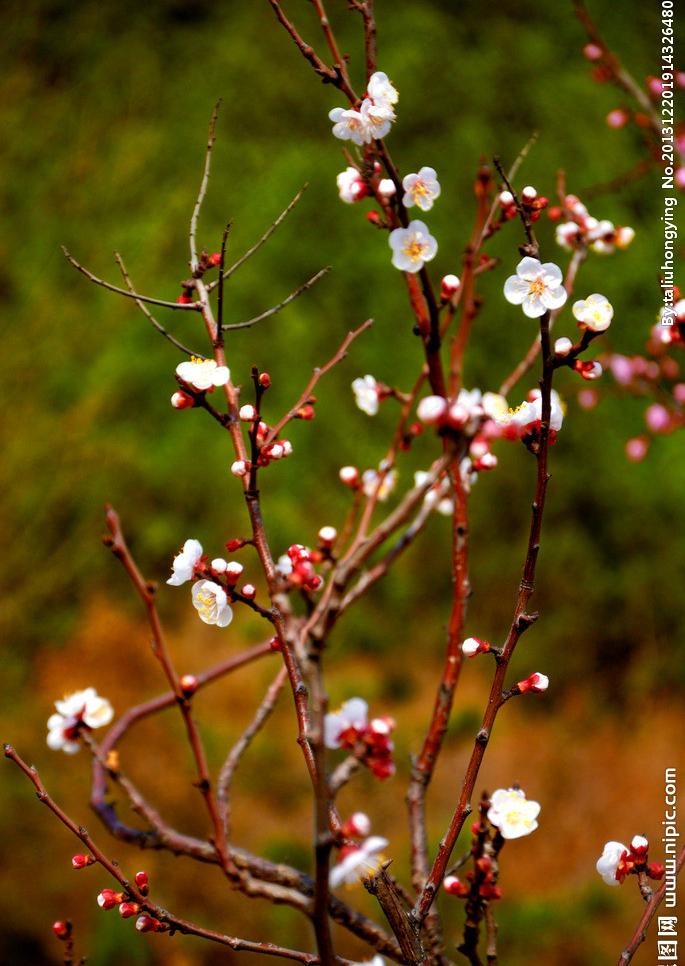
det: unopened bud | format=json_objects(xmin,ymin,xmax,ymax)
[
  {"xmin": 171, "ymin": 391, "xmax": 195, "ymax": 410},
  {"xmin": 498, "ymin": 190, "xmax": 515, "ymax": 207},
  {"xmin": 119, "ymin": 902, "xmax": 141, "ymax": 919},
  {"xmin": 239, "ymin": 404, "xmax": 257, "ymax": 421},
  {"xmin": 241, "ymin": 583, "xmax": 256, "ymax": 599},
  {"xmin": 378, "ymin": 178, "xmax": 396, "ymax": 197},
  {"xmin": 343, "ymin": 812, "xmax": 372, "ymax": 838},
  {"xmin": 444, "ymin": 875, "xmax": 470, "ymax": 897},
  {"xmin": 318, "ymin": 526, "xmax": 337, "ymax": 546},
  {"xmin": 258, "ymin": 372, "xmax": 272, "ymax": 388},
  {"xmin": 231, "ymin": 460, "xmax": 249, "ymax": 478},
  {"xmin": 417, "ymin": 395, "xmax": 448, "ymax": 425},
  {"xmin": 630, "ymin": 835, "xmax": 649, "ymax": 855},
  {"xmin": 574, "ymin": 359, "xmax": 603, "ymax": 381},
  {"xmin": 53, "ymin": 921, "xmax": 72, "ymax": 940},
  {"xmin": 211, "ymin": 557, "xmax": 228, "ymax": 573},
  {"xmin": 647, "ymin": 862, "xmax": 665, "ymax": 879},
  {"xmin": 339, "ymin": 465, "xmax": 360, "ymax": 487},
  {"xmin": 440, "ymin": 274, "xmax": 461, "ymax": 299},
  {"xmin": 224, "ymin": 561, "xmax": 244, "ymax": 583},
  {"xmin": 97, "ymin": 889, "xmax": 124, "ymax": 910},
  {"xmin": 462, "ymin": 636, "xmax": 490, "ymax": 657},
  {"xmin": 554, "ymin": 337, "xmax": 574, "ymax": 356},
  {"xmin": 207, "ymin": 252, "xmax": 222, "ymax": 267},
  {"xmin": 179, "ymin": 674, "xmax": 198, "ymax": 698},
  {"xmin": 521, "ymin": 185, "xmax": 537, "ymax": 202},
  {"xmin": 517, "ymin": 671, "xmax": 549, "ymax": 694},
  {"xmin": 583, "ymin": 42, "xmax": 603, "ymax": 61},
  {"xmin": 136, "ymin": 914, "xmax": 161, "ymax": 933},
  {"xmin": 71, "ymin": 853, "xmax": 94, "ymax": 870}
]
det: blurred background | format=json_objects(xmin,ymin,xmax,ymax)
[{"xmin": 1, "ymin": 0, "xmax": 683, "ymax": 963}]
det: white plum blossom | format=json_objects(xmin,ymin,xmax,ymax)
[
  {"xmin": 361, "ymin": 468, "xmax": 397, "ymax": 501},
  {"xmin": 337, "ymin": 166, "xmax": 366, "ymax": 204},
  {"xmin": 360, "ymin": 98, "xmax": 394, "ymax": 140},
  {"xmin": 329, "ymin": 107, "xmax": 370, "ymax": 146},
  {"xmin": 352, "ymin": 375, "xmax": 380, "ymax": 416},
  {"xmin": 481, "ymin": 392, "xmax": 509, "ymax": 422},
  {"xmin": 167, "ymin": 538, "xmax": 203, "ymax": 586},
  {"xmin": 176, "ymin": 358, "xmax": 230, "ymax": 392},
  {"xmin": 487, "ymin": 787, "xmax": 541, "ymax": 840},
  {"xmin": 47, "ymin": 688, "xmax": 114, "ymax": 754},
  {"xmin": 497, "ymin": 389, "xmax": 564, "ymax": 433},
  {"xmin": 596, "ymin": 841, "xmax": 629, "ymax": 886},
  {"xmin": 572, "ymin": 293, "xmax": 614, "ymax": 332},
  {"xmin": 324, "ymin": 698, "xmax": 369, "ymax": 749},
  {"xmin": 367, "ymin": 71, "xmax": 398, "ymax": 109},
  {"xmin": 503, "ymin": 257, "xmax": 568, "ymax": 318},
  {"xmin": 329, "ymin": 836, "xmax": 390, "ymax": 888},
  {"xmin": 389, "ymin": 220, "xmax": 438, "ymax": 273},
  {"xmin": 402, "ymin": 167, "xmax": 441, "ymax": 211},
  {"xmin": 191, "ymin": 579, "xmax": 233, "ymax": 628}
]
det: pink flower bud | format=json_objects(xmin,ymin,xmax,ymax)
[
  {"xmin": 446, "ymin": 402, "xmax": 469, "ymax": 429},
  {"xmin": 71, "ymin": 853, "xmax": 94, "ymax": 869},
  {"xmin": 135, "ymin": 914, "xmax": 160, "ymax": 933},
  {"xmin": 318, "ymin": 526, "xmax": 337, "ymax": 545},
  {"xmin": 119, "ymin": 902, "xmax": 141, "ymax": 919},
  {"xmin": 230, "ymin": 459, "xmax": 249, "ymax": 477},
  {"xmin": 517, "ymin": 672, "xmax": 549, "ymax": 693},
  {"xmin": 625, "ymin": 436, "xmax": 649, "ymax": 462},
  {"xmin": 171, "ymin": 391, "xmax": 195, "ymax": 410},
  {"xmin": 498, "ymin": 190, "xmax": 515, "ymax": 207},
  {"xmin": 606, "ymin": 108, "xmax": 629, "ymax": 129},
  {"xmin": 462, "ymin": 636, "xmax": 490, "ymax": 657},
  {"xmin": 224, "ymin": 561, "xmax": 244, "ymax": 582},
  {"xmin": 440, "ymin": 274, "xmax": 461, "ymax": 299},
  {"xmin": 444, "ymin": 875, "xmax": 470, "ymax": 897},
  {"xmin": 339, "ymin": 465, "xmax": 360, "ymax": 487},
  {"xmin": 97, "ymin": 889, "xmax": 124, "ymax": 910},
  {"xmin": 583, "ymin": 42, "xmax": 603, "ymax": 61},
  {"xmin": 674, "ymin": 383, "xmax": 685, "ymax": 404},
  {"xmin": 341, "ymin": 812, "xmax": 372, "ymax": 838},
  {"xmin": 179, "ymin": 674, "xmax": 198, "ymax": 698},
  {"xmin": 241, "ymin": 583, "xmax": 256, "ymax": 599},
  {"xmin": 475, "ymin": 452, "xmax": 498, "ymax": 471},
  {"xmin": 53, "ymin": 921, "xmax": 71, "ymax": 940},
  {"xmin": 239, "ymin": 404, "xmax": 256, "ymax": 421},
  {"xmin": 259, "ymin": 372, "xmax": 272, "ymax": 388},
  {"xmin": 521, "ymin": 185, "xmax": 537, "ymax": 202},
  {"xmin": 645, "ymin": 403, "xmax": 671, "ymax": 434},
  {"xmin": 417, "ymin": 395, "xmax": 448, "ymax": 425},
  {"xmin": 574, "ymin": 360, "xmax": 603, "ymax": 381},
  {"xmin": 630, "ymin": 835, "xmax": 648, "ymax": 855}
]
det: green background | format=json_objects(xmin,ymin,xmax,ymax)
[{"xmin": 1, "ymin": 0, "xmax": 682, "ymax": 963}]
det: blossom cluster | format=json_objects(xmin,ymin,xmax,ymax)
[
  {"xmin": 550, "ymin": 194, "xmax": 635, "ymax": 254},
  {"xmin": 166, "ymin": 538, "xmax": 257, "ymax": 628},
  {"xmin": 329, "ymin": 812, "xmax": 389, "ymax": 889},
  {"xmin": 329, "ymin": 71, "xmax": 398, "ymax": 146},
  {"xmin": 275, "ymin": 543, "xmax": 323, "ymax": 592},
  {"xmin": 324, "ymin": 698, "xmax": 396, "ymax": 779}
]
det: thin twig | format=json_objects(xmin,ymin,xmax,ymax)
[
  {"xmin": 223, "ymin": 267, "xmax": 330, "ymax": 331},
  {"xmin": 62, "ymin": 247, "xmax": 201, "ymax": 311},
  {"xmin": 190, "ymin": 102, "xmax": 221, "ymax": 272},
  {"xmin": 114, "ymin": 253, "xmax": 200, "ymax": 356},
  {"xmin": 262, "ymin": 317, "xmax": 374, "ymax": 447},
  {"xmin": 206, "ymin": 185, "xmax": 308, "ymax": 292},
  {"xmin": 617, "ymin": 846, "xmax": 685, "ymax": 964}
]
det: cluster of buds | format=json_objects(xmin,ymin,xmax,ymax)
[
  {"xmin": 596, "ymin": 835, "xmax": 665, "ymax": 886},
  {"xmin": 324, "ymin": 698, "xmax": 396, "ymax": 779},
  {"xmin": 498, "ymin": 184, "xmax": 548, "ymax": 223},
  {"xmin": 96, "ymin": 870, "xmax": 161, "ymax": 929},
  {"xmin": 417, "ymin": 388, "xmax": 506, "ymax": 438},
  {"xmin": 330, "ymin": 813, "xmax": 389, "ymax": 889},
  {"xmin": 549, "ymin": 194, "xmax": 635, "ymax": 254},
  {"xmin": 230, "ymin": 414, "xmax": 293, "ymax": 475},
  {"xmin": 175, "ymin": 250, "xmax": 222, "ymax": 303},
  {"xmin": 275, "ymin": 544, "xmax": 323, "ymax": 592}
]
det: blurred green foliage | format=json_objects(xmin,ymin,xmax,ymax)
[{"xmin": 1, "ymin": 0, "xmax": 683, "ymax": 963}]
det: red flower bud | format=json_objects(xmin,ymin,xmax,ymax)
[
  {"xmin": 119, "ymin": 902, "xmax": 141, "ymax": 919},
  {"xmin": 71, "ymin": 853, "xmax": 94, "ymax": 869},
  {"xmin": 134, "ymin": 870, "xmax": 150, "ymax": 894},
  {"xmin": 443, "ymin": 875, "xmax": 469, "ymax": 897},
  {"xmin": 179, "ymin": 674, "xmax": 198, "ymax": 698},
  {"xmin": 647, "ymin": 862, "xmax": 665, "ymax": 880},
  {"xmin": 176, "ymin": 293, "xmax": 193, "ymax": 305},
  {"xmin": 225, "ymin": 538, "xmax": 246, "ymax": 552},
  {"xmin": 258, "ymin": 372, "xmax": 272, "ymax": 388},
  {"xmin": 52, "ymin": 921, "xmax": 72, "ymax": 940},
  {"xmin": 207, "ymin": 252, "xmax": 222, "ymax": 267},
  {"xmin": 97, "ymin": 889, "xmax": 124, "ymax": 910}
]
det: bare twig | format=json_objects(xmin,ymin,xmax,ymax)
[
  {"xmin": 190, "ymin": 102, "xmax": 221, "ymax": 272},
  {"xmin": 62, "ymin": 247, "xmax": 201, "ymax": 311},
  {"xmin": 617, "ymin": 846, "xmax": 685, "ymax": 964},
  {"xmin": 223, "ymin": 267, "xmax": 330, "ymax": 331},
  {"xmin": 114, "ymin": 253, "xmax": 200, "ymax": 355}
]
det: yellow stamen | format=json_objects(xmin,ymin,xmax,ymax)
[
  {"xmin": 528, "ymin": 278, "xmax": 545, "ymax": 297},
  {"xmin": 403, "ymin": 240, "xmax": 426, "ymax": 262}
]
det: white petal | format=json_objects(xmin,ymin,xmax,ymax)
[
  {"xmin": 516, "ymin": 257, "xmax": 542, "ymax": 281},
  {"xmin": 216, "ymin": 605, "xmax": 234, "ymax": 628},
  {"xmin": 521, "ymin": 295, "xmax": 546, "ymax": 318},
  {"xmin": 540, "ymin": 286, "xmax": 568, "ymax": 310},
  {"xmin": 539, "ymin": 262, "xmax": 563, "ymax": 286},
  {"xmin": 503, "ymin": 276, "xmax": 529, "ymax": 304}
]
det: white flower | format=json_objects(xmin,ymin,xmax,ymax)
[
  {"xmin": 176, "ymin": 358, "xmax": 230, "ymax": 392},
  {"xmin": 367, "ymin": 71, "xmax": 398, "ymax": 109},
  {"xmin": 191, "ymin": 579, "xmax": 233, "ymax": 628},
  {"xmin": 167, "ymin": 538, "xmax": 203, "ymax": 586},
  {"xmin": 414, "ymin": 471, "xmax": 453, "ymax": 516},
  {"xmin": 324, "ymin": 698, "xmax": 368, "ymax": 749},
  {"xmin": 596, "ymin": 841, "xmax": 628, "ymax": 886},
  {"xmin": 572, "ymin": 293, "xmax": 614, "ymax": 332},
  {"xmin": 361, "ymin": 468, "xmax": 397, "ymax": 501},
  {"xmin": 352, "ymin": 375, "xmax": 380, "ymax": 416},
  {"xmin": 503, "ymin": 257, "xmax": 568, "ymax": 318},
  {"xmin": 275, "ymin": 553, "xmax": 294, "ymax": 577},
  {"xmin": 329, "ymin": 107, "xmax": 370, "ymax": 146},
  {"xmin": 360, "ymin": 98, "xmax": 394, "ymax": 140},
  {"xmin": 329, "ymin": 836, "xmax": 389, "ymax": 888},
  {"xmin": 498, "ymin": 389, "xmax": 564, "ymax": 433},
  {"xmin": 337, "ymin": 166, "xmax": 366, "ymax": 204},
  {"xmin": 487, "ymin": 787, "xmax": 540, "ymax": 840},
  {"xmin": 47, "ymin": 688, "xmax": 114, "ymax": 754},
  {"xmin": 402, "ymin": 167, "xmax": 441, "ymax": 211},
  {"xmin": 555, "ymin": 222, "xmax": 581, "ymax": 251},
  {"xmin": 389, "ymin": 220, "xmax": 438, "ymax": 273},
  {"xmin": 481, "ymin": 392, "xmax": 509, "ymax": 422}
]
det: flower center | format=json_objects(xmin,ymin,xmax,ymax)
[
  {"xmin": 403, "ymin": 239, "xmax": 425, "ymax": 262},
  {"xmin": 196, "ymin": 589, "xmax": 217, "ymax": 619},
  {"xmin": 528, "ymin": 277, "xmax": 546, "ymax": 297}
]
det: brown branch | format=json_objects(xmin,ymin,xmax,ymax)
[
  {"xmin": 206, "ymin": 186, "xmax": 309, "ymax": 292},
  {"xmin": 617, "ymin": 845, "xmax": 685, "ymax": 964},
  {"xmin": 114, "ymin": 253, "xmax": 200, "ymax": 356},
  {"xmin": 223, "ymin": 267, "xmax": 330, "ymax": 331},
  {"xmin": 348, "ymin": 0, "xmax": 377, "ymax": 79},
  {"xmin": 365, "ymin": 865, "xmax": 427, "ymax": 964},
  {"xmin": 4, "ymin": 745, "xmax": 322, "ymax": 964},
  {"xmin": 262, "ymin": 317, "xmax": 374, "ymax": 447},
  {"xmin": 190, "ymin": 102, "xmax": 221, "ymax": 272},
  {"xmin": 217, "ymin": 667, "xmax": 288, "ymax": 839},
  {"xmin": 62, "ymin": 247, "xmax": 202, "ymax": 312}
]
